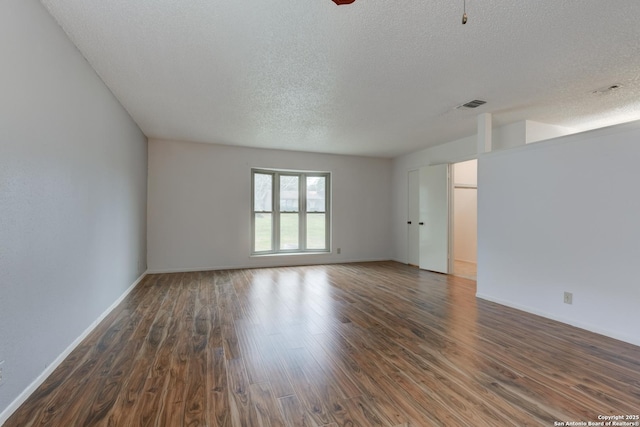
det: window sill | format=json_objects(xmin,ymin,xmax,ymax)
[{"xmin": 251, "ymin": 251, "xmax": 331, "ymax": 258}]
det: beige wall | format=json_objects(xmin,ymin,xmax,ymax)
[{"xmin": 453, "ymin": 160, "xmax": 477, "ymax": 263}]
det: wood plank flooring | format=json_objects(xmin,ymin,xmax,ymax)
[{"xmin": 6, "ymin": 262, "xmax": 640, "ymax": 426}]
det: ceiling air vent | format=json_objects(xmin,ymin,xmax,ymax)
[{"xmin": 457, "ymin": 99, "xmax": 487, "ymax": 109}]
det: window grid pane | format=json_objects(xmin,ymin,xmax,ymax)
[
  {"xmin": 306, "ymin": 213, "xmax": 326, "ymax": 250},
  {"xmin": 280, "ymin": 175, "xmax": 299, "ymax": 212},
  {"xmin": 306, "ymin": 176, "xmax": 326, "ymax": 213},
  {"xmin": 280, "ymin": 213, "xmax": 299, "ymax": 250},
  {"xmin": 254, "ymin": 213, "xmax": 273, "ymax": 252},
  {"xmin": 254, "ymin": 173, "xmax": 272, "ymax": 212}
]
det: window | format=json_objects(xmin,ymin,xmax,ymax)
[{"xmin": 252, "ymin": 169, "xmax": 330, "ymax": 254}]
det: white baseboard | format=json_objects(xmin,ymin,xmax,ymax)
[
  {"xmin": 476, "ymin": 293, "xmax": 640, "ymax": 347},
  {"xmin": 0, "ymin": 271, "xmax": 147, "ymax": 426}
]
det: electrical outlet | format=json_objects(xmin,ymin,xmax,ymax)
[
  {"xmin": 564, "ymin": 292, "xmax": 573, "ymax": 305},
  {"xmin": 337, "ymin": 248, "xmax": 341, "ymax": 254},
  {"xmin": 0, "ymin": 360, "xmax": 5, "ymax": 387}
]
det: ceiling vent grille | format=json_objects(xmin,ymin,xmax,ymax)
[{"xmin": 457, "ymin": 99, "xmax": 487, "ymax": 109}]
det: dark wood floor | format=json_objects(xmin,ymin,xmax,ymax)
[{"xmin": 7, "ymin": 262, "xmax": 640, "ymax": 426}]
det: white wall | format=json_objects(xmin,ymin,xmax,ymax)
[
  {"xmin": 526, "ymin": 120, "xmax": 576, "ymax": 144},
  {"xmin": 492, "ymin": 121, "xmax": 527, "ymax": 151},
  {"xmin": 147, "ymin": 139, "xmax": 392, "ymax": 272},
  {"xmin": 477, "ymin": 121, "xmax": 640, "ymax": 346},
  {"xmin": 492, "ymin": 120, "xmax": 576, "ymax": 151},
  {"xmin": 0, "ymin": 0, "xmax": 147, "ymax": 420},
  {"xmin": 453, "ymin": 160, "xmax": 477, "ymax": 263}
]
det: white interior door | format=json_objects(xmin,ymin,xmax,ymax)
[
  {"xmin": 419, "ymin": 164, "xmax": 450, "ymax": 273},
  {"xmin": 407, "ymin": 170, "xmax": 419, "ymax": 266}
]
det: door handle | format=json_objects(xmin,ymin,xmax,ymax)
[
  {"xmin": 407, "ymin": 221, "xmax": 412, "ymax": 224},
  {"xmin": 419, "ymin": 222, "xmax": 424, "ymax": 225}
]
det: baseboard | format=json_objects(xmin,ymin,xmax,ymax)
[
  {"xmin": 454, "ymin": 258, "xmax": 477, "ymax": 264},
  {"xmin": 147, "ymin": 258, "xmax": 392, "ymax": 274},
  {"xmin": 476, "ymin": 293, "xmax": 640, "ymax": 347},
  {"xmin": 0, "ymin": 271, "xmax": 147, "ymax": 426}
]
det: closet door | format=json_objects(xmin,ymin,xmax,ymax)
[
  {"xmin": 407, "ymin": 170, "xmax": 420, "ymax": 266},
  {"xmin": 419, "ymin": 164, "xmax": 450, "ymax": 273}
]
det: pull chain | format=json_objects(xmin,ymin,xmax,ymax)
[{"xmin": 462, "ymin": 0, "xmax": 468, "ymax": 24}]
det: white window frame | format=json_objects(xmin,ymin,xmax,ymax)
[{"xmin": 252, "ymin": 168, "xmax": 331, "ymax": 255}]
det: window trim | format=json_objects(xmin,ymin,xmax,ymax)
[{"xmin": 251, "ymin": 168, "xmax": 331, "ymax": 255}]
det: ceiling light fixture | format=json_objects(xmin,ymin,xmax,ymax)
[
  {"xmin": 591, "ymin": 84, "xmax": 622, "ymax": 95},
  {"xmin": 330, "ymin": 0, "xmax": 470, "ymax": 22}
]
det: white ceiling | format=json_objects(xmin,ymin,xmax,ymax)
[{"xmin": 41, "ymin": 0, "xmax": 640, "ymax": 158}]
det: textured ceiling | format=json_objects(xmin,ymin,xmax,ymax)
[{"xmin": 41, "ymin": 0, "xmax": 640, "ymax": 157}]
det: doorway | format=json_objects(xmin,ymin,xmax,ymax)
[{"xmin": 452, "ymin": 159, "xmax": 477, "ymax": 280}]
